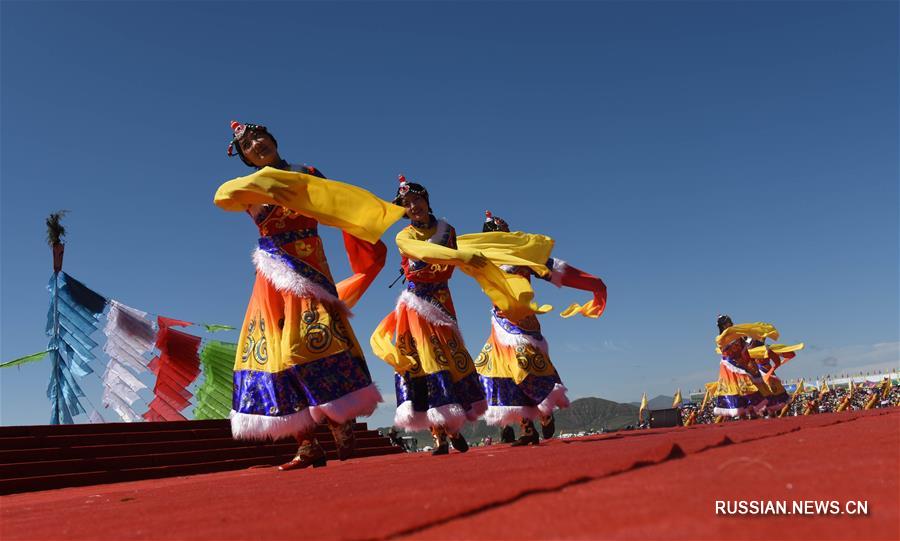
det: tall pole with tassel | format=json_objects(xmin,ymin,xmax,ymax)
[{"xmin": 46, "ymin": 211, "xmax": 67, "ymax": 424}]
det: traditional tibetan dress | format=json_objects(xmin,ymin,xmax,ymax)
[
  {"xmin": 712, "ymin": 323, "xmax": 786, "ymax": 417},
  {"xmin": 374, "ymin": 217, "xmax": 486, "ymax": 434},
  {"xmin": 712, "ymin": 337, "xmax": 771, "ymax": 417},
  {"xmin": 215, "ymin": 164, "xmax": 403, "ymax": 440},
  {"xmin": 752, "ymin": 343, "xmax": 789, "ymax": 414},
  {"xmin": 748, "ymin": 338, "xmax": 804, "ymax": 414},
  {"xmin": 475, "ymin": 260, "xmax": 569, "ymax": 426}
]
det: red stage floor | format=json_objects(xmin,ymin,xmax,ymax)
[{"xmin": 1, "ymin": 408, "xmax": 897, "ymax": 540}]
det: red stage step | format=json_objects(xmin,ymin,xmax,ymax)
[{"xmin": 0, "ymin": 419, "xmax": 403, "ymax": 494}]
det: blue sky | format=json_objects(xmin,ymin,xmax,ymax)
[{"xmin": 2, "ymin": 1, "xmax": 897, "ymax": 427}]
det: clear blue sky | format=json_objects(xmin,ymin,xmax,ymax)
[{"xmin": 2, "ymin": 1, "xmax": 898, "ymax": 427}]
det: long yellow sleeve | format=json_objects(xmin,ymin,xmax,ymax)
[
  {"xmin": 715, "ymin": 322, "xmax": 780, "ymax": 349},
  {"xmin": 747, "ymin": 343, "xmax": 805, "ymax": 359},
  {"xmin": 456, "ymin": 232, "xmax": 555, "ymax": 277},
  {"xmin": 214, "ymin": 167, "xmax": 405, "ymax": 243},
  {"xmin": 395, "ymin": 233, "xmax": 552, "ymax": 321}
]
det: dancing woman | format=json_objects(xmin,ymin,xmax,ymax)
[
  {"xmin": 370, "ymin": 177, "xmax": 486, "ymax": 454},
  {"xmin": 712, "ymin": 316, "xmax": 802, "ymax": 419},
  {"xmin": 475, "ymin": 211, "xmax": 607, "ymax": 445},
  {"xmin": 214, "ymin": 121, "xmax": 403, "ymax": 469}
]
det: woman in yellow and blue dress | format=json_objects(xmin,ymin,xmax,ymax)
[
  {"xmin": 751, "ymin": 341, "xmax": 790, "ymax": 415},
  {"xmin": 749, "ymin": 334, "xmax": 802, "ymax": 415},
  {"xmin": 713, "ymin": 315, "xmax": 803, "ymax": 419},
  {"xmin": 713, "ymin": 315, "xmax": 770, "ymax": 418},
  {"xmin": 370, "ymin": 177, "xmax": 485, "ymax": 455},
  {"xmin": 215, "ymin": 121, "xmax": 404, "ymax": 470},
  {"xmin": 476, "ymin": 212, "xmax": 607, "ymax": 445}
]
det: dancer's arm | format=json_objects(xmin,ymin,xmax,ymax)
[{"xmin": 547, "ymin": 258, "xmax": 607, "ymax": 319}]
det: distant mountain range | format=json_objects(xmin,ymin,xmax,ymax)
[
  {"xmin": 379, "ymin": 395, "xmax": 675, "ymax": 447},
  {"xmin": 628, "ymin": 395, "xmax": 679, "ymax": 410}
]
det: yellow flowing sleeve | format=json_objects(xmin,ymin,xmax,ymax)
[
  {"xmin": 395, "ymin": 233, "xmax": 551, "ymax": 321},
  {"xmin": 456, "ymin": 232, "xmax": 555, "ymax": 278},
  {"xmin": 714, "ymin": 322, "xmax": 780, "ymax": 352},
  {"xmin": 747, "ymin": 343, "xmax": 805, "ymax": 359},
  {"xmin": 214, "ymin": 167, "xmax": 405, "ymax": 243}
]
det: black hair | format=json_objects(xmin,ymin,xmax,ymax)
[
  {"xmin": 393, "ymin": 182, "xmax": 432, "ymax": 216},
  {"xmin": 716, "ymin": 314, "xmax": 734, "ymax": 334},
  {"xmin": 234, "ymin": 126, "xmax": 279, "ymax": 168}
]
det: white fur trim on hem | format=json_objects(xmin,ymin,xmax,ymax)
[
  {"xmin": 549, "ymin": 258, "xmax": 568, "ymax": 288},
  {"xmin": 483, "ymin": 405, "xmax": 539, "ymax": 426},
  {"xmin": 308, "ymin": 383, "xmax": 383, "ymax": 424},
  {"xmin": 253, "ymin": 248, "xmax": 351, "ymax": 317},
  {"xmin": 712, "ymin": 407, "xmax": 741, "ymax": 418},
  {"xmin": 394, "ymin": 401, "xmax": 469, "ymax": 434},
  {"xmin": 713, "ymin": 398, "xmax": 768, "ymax": 418},
  {"xmin": 230, "ymin": 408, "xmax": 317, "ymax": 441},
  {"xmin": 466, "ymin": 399, "xmax": 488, "ymax": 421},
  {"xmin": 536, "ymin": 383, "xmax": 570, "ymax": 417},
  {"xmin": 491, "ymin": 318, "xmax": 549, "ymax": 356},
  {"xmin": 398, "ymin": 290, "xmax": 457, "ymax": 327}
]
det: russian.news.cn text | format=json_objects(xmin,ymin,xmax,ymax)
[{"xmin": 715, "ymin": 500, "xmax": 869, "ymax": 516}]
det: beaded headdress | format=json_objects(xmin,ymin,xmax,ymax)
[
  {"xmin": 482, "ymin": 210, "xmax": 509, "ymax": 232},
  {"xmin": 226, "ymin": 120, "xmax": 278, "ymax": 167}
]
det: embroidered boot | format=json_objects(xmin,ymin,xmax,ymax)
[
  {"xmin": 279, "ymin": 437, "xmax": 327, "ymax": 471},
  {"xmin": 431, "ymin": 426, "xmax": 450, "ymax": 455},
  {"xmin": 539, "ymin": 414, "xmax": 556, "ymax": 440},
  {"xmin": 448, "ymin": 431, "xmax": 469, "ymax": 453},
  {"xmin": 499, "ymin": 425, "xmax": 516, "ymax": 444},
  {"xmin": 328, "ymin": 418, "xmax": 356, "ymax": 461},
  {"xmin": 510, "ymin": 418, "xmax": 540, "ymax": 446}
]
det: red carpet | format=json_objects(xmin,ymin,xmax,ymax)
[{"xmin": 1, "ymin": 408, "xmax": 897, "ymax": 540}]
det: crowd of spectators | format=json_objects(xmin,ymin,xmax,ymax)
[{"xmin": 679, "ymin": 378, "xmax": 898, "ymax": 425}]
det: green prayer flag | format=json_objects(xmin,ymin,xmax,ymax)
[{"xmin": 1, "ymin": 350, "xmax": 50, "ymax": 369}]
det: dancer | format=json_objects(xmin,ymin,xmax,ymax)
[
  {"xmin": 369, "ymin": 177, "xmax": 487, "ymax": 454},
  {"xmin": 215, "ymin": 121, "xmax": 403, "ymax": 470},
  {"xmin": 475, "ymin": 211, "xmax": 607, "ymax": 445},
  {"xmin": 712, "ymin": 315, "xmax": 770, "ymax": 419},
  {"xmin": 748, "ymin": 335, "xmax": 803, "ymax": 415}
]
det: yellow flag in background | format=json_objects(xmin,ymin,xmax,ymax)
[
  {"xmin": 864, "ymin": 393, "xmax": 879, "ymax": 410},
  {"xmin": 701, "ymin": 382, "xmax": 717, "ymax": 410},
  {"xmin": 672, "ymin": 389, "xmax": 682, "ymax": 408},
  {"xmin": 638, "ymin": 393, "xmax": 648, "ymax": 423},
  {"xmin": 700, "ymin": 389, "xmax": 711, "ymax": 410}
]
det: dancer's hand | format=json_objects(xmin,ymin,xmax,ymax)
[
  {"xmin": 270, "ymin": 185, "xmax": 295, "ymax": 205},
  {"xmin": 468, "ymin": 254, "xmax": 487, "ymax": 268}
]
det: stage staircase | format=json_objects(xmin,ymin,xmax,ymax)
[{"xmin": 0, "ymin": 419, "xmax": 403, "ymax": 494}]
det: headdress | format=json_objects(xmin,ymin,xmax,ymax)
[
  {"xmin": 716, "ymin": 314, "xmax": 734, "ymax": 334},
  {"xmin": 392, "ymin": 174, "xmax": 430, "ymax": 207},
  {"xmin": 482, "ymin": 210, "xmax": 509, "ymax": 232},
  {"xmin": 226, "ymin": 120, "xmax": 278, "ymax": 167}
]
